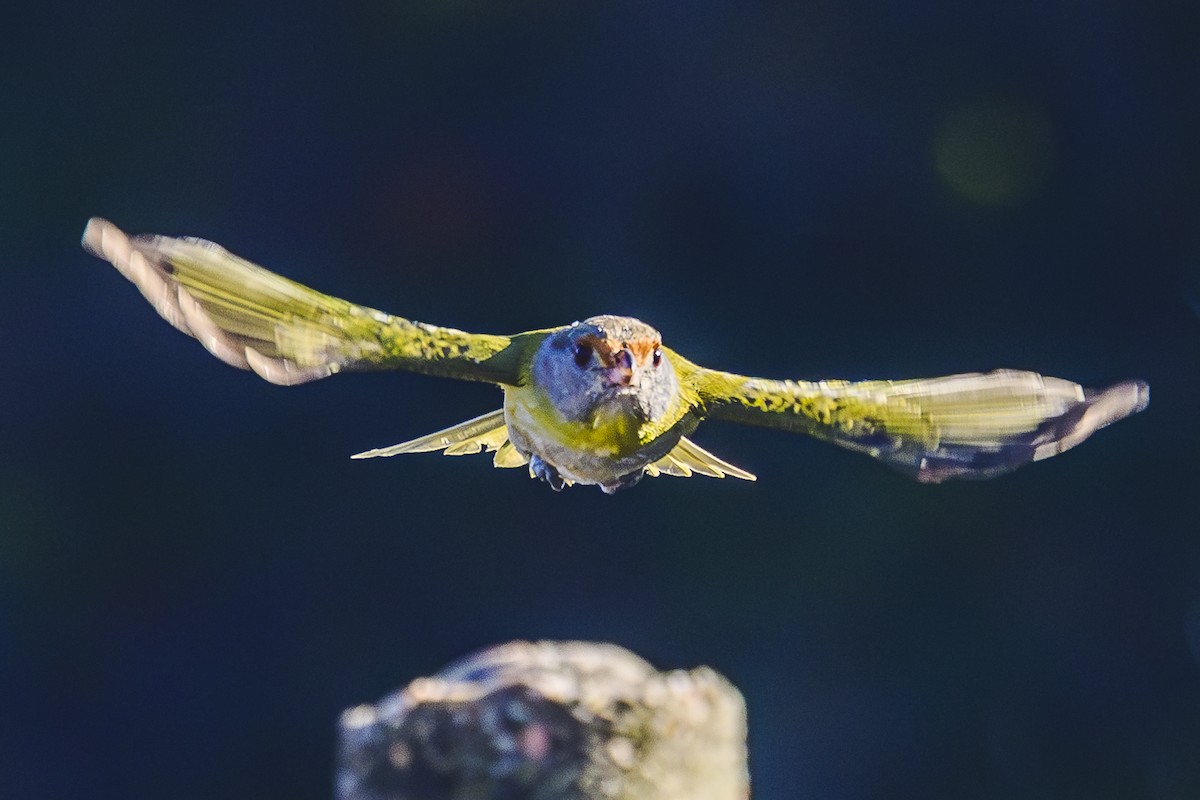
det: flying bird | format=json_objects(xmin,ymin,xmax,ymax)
[{"xmin": 82, "ymin": 218, "xmax": 1148, "ymax": 493}]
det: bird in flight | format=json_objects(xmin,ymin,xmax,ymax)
[{"xmin": 82, "ymin": 218, "xmax": 1148, "ymax": 493}]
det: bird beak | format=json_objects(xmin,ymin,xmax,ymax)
[{"xmin": 602, "ymin": 348, "xmax": 637, "ymax": 388}]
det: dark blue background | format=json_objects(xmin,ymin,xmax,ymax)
[{"xmin": 3, "ymin": 1, "xmax": 1198, "ymax": 798}]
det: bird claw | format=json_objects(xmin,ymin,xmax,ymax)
[
  {"xmin": 529, "ymin": 455, "xmax": 566, "ymax": 491},
  {"xmin": 600, "ymin": 470, "xmax": 643, "ymax": 494}
]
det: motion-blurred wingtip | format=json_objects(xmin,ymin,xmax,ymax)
[
  {"xmin": 1132, "ymin": 380, "xmax": 1150, "ymax": 414},
  {"xmin": 1101, "ymin": 379, "xmax": 1150, "ymax": 421},
  {"xmin": 81, "ymin": 217, "xmax": 105, "ymax": 254}
]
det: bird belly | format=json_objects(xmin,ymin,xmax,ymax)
[{"xmin": 503, "ymin": 387, "xmax": 681, "ymax": 487}]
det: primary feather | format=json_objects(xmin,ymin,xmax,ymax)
[
  {"xmin": 82, "ymin": 218, "xmax": 525, "ymax": 386},
  {"xmin": 684, "ymin": 363, "xmax": 1148, "ymax": 483}
]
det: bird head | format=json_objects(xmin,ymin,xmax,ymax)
[{"xmin": 531, "ymin": 315, "xmax": 680, "ymax": 425}]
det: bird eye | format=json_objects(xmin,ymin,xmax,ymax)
[
  {"xmin": 573, "ymin": 343, "xmax": 593, "ymax": 368},
  {"xmin": 652, "ymin": 348, "xmax": 663, "ymax": 367}
]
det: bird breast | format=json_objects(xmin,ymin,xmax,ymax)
[{"xmin": 502, "ymin": 384, "xmax": 679, "ymax": 487}]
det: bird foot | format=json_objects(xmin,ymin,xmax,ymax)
[
  {"xmin": 529, "ymin": 455, "xmax": 567, "ymax": 491},
  {"xmin": 599, "ymin": 470, "xmax": 643, "ymax": 494}
]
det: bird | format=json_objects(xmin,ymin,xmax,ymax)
[{"xmin": 82, "ymin": 218, "xmax": 1148, "ymax": 494}]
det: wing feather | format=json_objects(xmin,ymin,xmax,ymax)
[
  {"xmin": 685, "ymin": 362, "xmax": 1147, "ymax": 482},
  {"xmin": 83, "ymin": 218, "xmax": 528, "ymax": 386},
  {"xmin": 351, "ymin": 409, "xmax": 510, "ymax": 459},
  {"xmin": 643, "ymin": 437, "xmax": 757, "ymax": 481},
  {"xmin": 492, "ymin": 440, "xmax": 530, "ymax": 469}
]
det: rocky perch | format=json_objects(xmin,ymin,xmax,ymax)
[{"xmin": 336, "ymin": 641, "xmax": 748, "ymax": 800}]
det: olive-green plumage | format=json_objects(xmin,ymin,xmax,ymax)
[{"xmin": 83, "ymin": 218, "xmax": 1148, "ymax": 492}]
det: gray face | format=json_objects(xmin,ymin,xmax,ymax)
[{"xmin": 531, "ymin": 316, "xmax": 680, "ymax": 425}]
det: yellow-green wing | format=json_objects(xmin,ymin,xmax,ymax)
[
  {"xmin": 351, "ymin": 409, "xmax": 510, "ymax": 459},
  {"xmin": 350, "ymin": 408, "xmax": 529, "ymax": 469},
  {"xmin": 643, "ymin": 437, "xmax": 757, "ymax": 481},
  {"xmin": 82, "ymin": 218, "xmax": 531, "ymax": 386},
  {"xmin": 683, "ymin": 361, "xmax": 1148, "ymax": 482}
]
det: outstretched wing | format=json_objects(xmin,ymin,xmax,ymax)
[
  {"xmin": 681, "ymin": 360, "xmax": 1148, "ymax": 482},
  {"xmin": 82, "ymin": 218, "xmax": 530, "ymax": 386}
]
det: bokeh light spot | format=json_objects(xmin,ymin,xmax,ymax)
[{"xmin": 934, "ymin": 99, "xmax": 1055, "ymax": 206}]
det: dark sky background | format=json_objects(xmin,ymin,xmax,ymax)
[{"xmin": 3, "ymin": 1, "xmax": 1199, "ymax": 798}]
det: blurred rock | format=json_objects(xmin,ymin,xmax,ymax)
[{"xmin": 336, "ymin": 641, "xmax": 748, "ymax": 800}]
